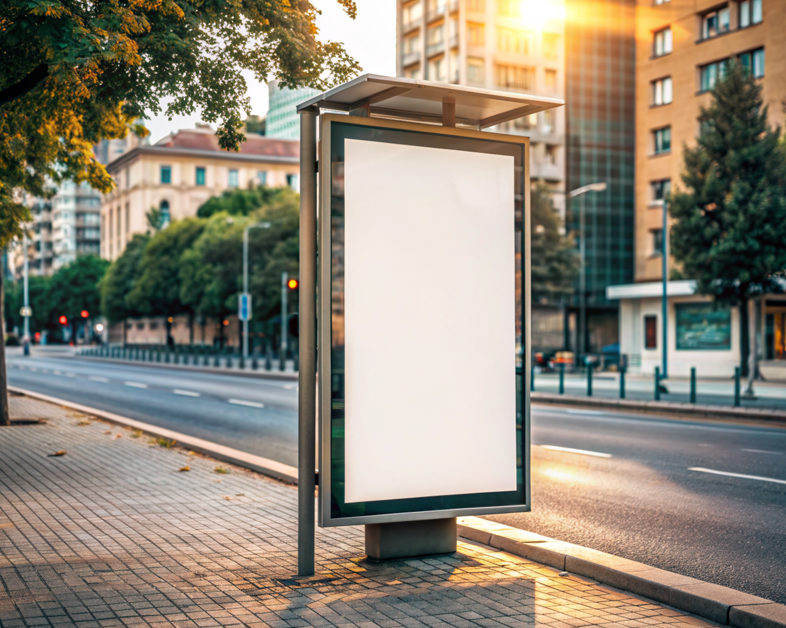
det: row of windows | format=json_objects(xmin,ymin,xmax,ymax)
[
  {"xmin": 650, "ymin": 47, "xmax": 764, "ymax": 107},
  {"xmin": 653, "ymin": 0, "xmax": 762, "ymax": 58},
  {"xmin": 159, "ymin": 166, "xmax": 298, "ymax": 189}
]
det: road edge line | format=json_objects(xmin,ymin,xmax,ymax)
[
  {"xmin": 10, "ymin": 386, "xmax": 785, "ymax": 627},
  {"xmin": 457, "ymin": 517, "xmax": 786, "ymax": 628},
  {"xmin": 8, "ymin": 386, "xmax": 299, "ymax": 485}
]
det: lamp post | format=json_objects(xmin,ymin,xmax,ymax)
[
  {"xmin": 22, "ymin": 231, "xmax": 30, "ymax": 356},
  {"xmin": 242, "ymin": 221, "xmax": 272, "ymax": 360},
  {"xmin": 661, "ymin": 198, "xmax": 669, "ymax": 380},
  {"xmin": 568, "ymin": 182, "xmax": 607, "ymax": 367}
]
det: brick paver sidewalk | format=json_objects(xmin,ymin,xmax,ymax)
[{"xmin": 0, "ymin": 395, "xmax": 716, "ymax": 628}]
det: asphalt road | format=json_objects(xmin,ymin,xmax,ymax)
[{"xmin": 7, "ymin": 352, "xmax": 786, "ymax": 604}]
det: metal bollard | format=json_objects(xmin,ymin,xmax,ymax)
[
  {"xmin": 265, "ymin": 346, "xmax": 272, "ymax": 371},
  {"xmin": 620, "ymin": 367, "xmax": 626, "ymax": 399},
  {"xmin": 587, "ymin": 363, "xmax": 593, "ymax": 397},
  {"xmin": 530, "ymin": 365, "xmax": 535, "ymax": 392},
  {"xmin": 279, "ymin": 349, "xmax": 286, "ymax": 372},
  {"xmin": 251, "ymin": 351, "xmax": 258, "ymax": 370},
  {"xmin": 293, "ymin": 351, "xmax": 299, "ymax": 372},
  {"xmin": 690, "ymin": 367, "xmax": 697, "ymax": 404},
  {"xmin": 239, "ymin": 355, "xmax": 245, "ymax": 370},
  {"xmin": 559, "ymin": 363, "xmax": 565, "ymax": 394},
  {"xmin": 734, "ymin": 367, "xmax": 741, "ymax": 407},
  {"xmin": 225, "ymin": 354, "xmax": 232, "ymax": 368},
  {"xmin": 654, "ymin": 366, "xmax": 661, "ymax": 401}
]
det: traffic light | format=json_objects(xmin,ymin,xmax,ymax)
[
  {"xmin": 59, "ymin": 315, "xmax": 67, "ymax": 325},
  {"xmin": 81, "ymin": 310, "xmax": 89, "ymax": 318},
  {"xmin": 287, "ymin": 313, "xmax": 299, "ymax": 339},
  {"xmin": 287, "ymin": 278, "xmax": 299, "ymax": 290}
]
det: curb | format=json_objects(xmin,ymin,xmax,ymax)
[
  {"xmin": 457, "ymin": 517, "xmax": 786, "ymax": 628},
  {"xmin": 10, "ymin": 387, "xmax": 785, "ymax": 627},
  {"xmin": 60, "ymin": 355, "xmax": 299, "ymax": 381},
  {"xmin": 532, "ymin": 391, "xmax": 786, "ymax": 424},
  {"xmin": 8, "ymin": 386, "xmax": 299, "ymax": 484}
]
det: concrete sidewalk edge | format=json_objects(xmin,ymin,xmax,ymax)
[
  {"xmin": 9, "ymin": 387, "xmax": 785, "ymax": 628},
  {"xmin": 62, "ymin": 354, "xmax": 300, "ymax": 381},
  {"xmin": 8, "ymin": 386, "xmax": 299, "ymax": 484},
  {"xmin": 532, "ymin": 391, "xmax": 786, "ymax": 424},
  {"xmin": 457, "ymin": 517, "xmax": 786, "ymax": 628}
]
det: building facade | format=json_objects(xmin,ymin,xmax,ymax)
[
  {"xmin": 100, "ymin": 125, "xmax": 299, "ymax": 260},
  {"xmin": 565, "ymin": 0, "xmax": 636, "ymax": 358},
  {"xmin": 609, "ymin": 0, "xmax": 786, "ymax": 377},
  {"xmin": 265, "ymin": 80, "xmax": 321, "ymax": 140}
]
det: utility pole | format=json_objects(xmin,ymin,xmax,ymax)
[
  {"xmin": 22, "ymin": 232, "xmax": 30, "ymax": 356},
  {"xmin": 662, "ymin": 198, "xmax": 668, "ymax": 380},
  {"xmin": 241, "ymin": 221, "xmax": 271, "ymax": 360},
  {"xmin": 281, "ymin": 271, "xmax": 288, "ymax": 365}
]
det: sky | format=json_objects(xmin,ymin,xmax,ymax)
[{"xmin": 143, "ymin": 1, "xmax": 397, "ymax": 144}]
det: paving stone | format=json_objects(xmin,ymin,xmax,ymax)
[{"xmin": 0, "ymin": 395, "xmax": 723, "ymax": 628}]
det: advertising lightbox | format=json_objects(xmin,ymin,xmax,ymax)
[{"xmin": 318, "ymin": 114, "xmax": 530, "ymax": 527}]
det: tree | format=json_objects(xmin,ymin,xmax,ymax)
[
  {"xmin": 48, "ymin": 255, "xmax": 110, "ymax": 343},
  {"xmin": 0, "ymin": 0, "xmax": 361, "ymax": 247},
  {"xmin": 531, "ymin": 184, "xmax": 578, "ymax": 303},
  {"xmin": 127, "ymin": 219, "xmax": 205, "ymax": 345},
  {"xmin": 197, "ymin": 186, "xmax": 293, "ymax": 219},
  {"xmin": 670, "ymin": 60, "xmax": 786, "ymax": 390},
  {"xmin": 100, "ymin": 234, "xmax": 150, "ymax": 341},
  {"xmin": 4, "ymin": 274, "xmax": 55, "ymax": 339}
]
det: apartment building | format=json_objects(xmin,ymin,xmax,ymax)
[
  {"xmin": 396, "ymin": 0, "xmax": 566, "ymax": 216},
  {"xmin": 609, "ymin": 0, "xmax": 786, "ymax": 377},
  {"xmin": 265, "ymin": 80, "xmax": 320, "ymax": 140},
  {"xmin": 101, "ymin": 125, "xmax": 299, "ymax": 260}
]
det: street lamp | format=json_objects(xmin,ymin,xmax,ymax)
[
  {"xmin": 569, "ymin": 182, "xmax": 607, "ymax": 367},
  {"xmin": 242, "ymin": 221, "xmax": 272, "ymax": 360}
]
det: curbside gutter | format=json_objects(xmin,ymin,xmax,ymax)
[
  {"xmin": 532, "ymin": 391, "xmax": 786, "ymax": 424},
  {"xmin": 10, "ymin": 387, "xmax": 786, "ymax": 627},
  {"xmin": 457, "ymin": 517, "xmax": 786, "ymax": 628}
]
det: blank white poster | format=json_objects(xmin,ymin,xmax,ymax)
[{"xmin": 343, "ymin": 138, "xmax": 517, "ymax": 504}]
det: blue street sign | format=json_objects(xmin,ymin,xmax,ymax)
[{"xmin": 239, "ymin": 293, "xmax": 252, "ymax": 321}]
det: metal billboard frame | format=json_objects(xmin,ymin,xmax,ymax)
[{"xmin": 316, "ymin": 113, "xmax": 532, "ymax": 528}]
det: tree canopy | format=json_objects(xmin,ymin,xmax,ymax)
[
  {"xmin": 531, "ymin": 184, "xmax": 578, "ymax": 303},
  {"xmin": 0, "ymin": 0, "xmax": 360, "ymax": 245},
  {"xmin": 47, "ymin": 255, "xmax": 110, "ymax": 327},
  {"xmin": 670, "ymin": 61, "xmax": 786, "ymax": 304},
  {"xmin": 100, "ymin": 233, "xmax": 150, "ymax": 324}
]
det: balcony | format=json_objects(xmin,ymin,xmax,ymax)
[
  {"xmin": 403, "ymin": 51, "xmax": 421, "ymax": 67},
  {"xmin": 449, "ymin": 34, "xmax": 459, "ymax": 48},
  {"xmin": 449, "ymin": 0, "xmax": 459, "ymax": 12},
  {"xmin": 402, "ymin": 19, "xmax": 420, "ymax": 33},
  {"xmin": 427, "ymin": 4, "xmax": 446, "ymax": 22},
  {"xmin": 426, "ymin": 42, "xmax": 445, "ymax": 57}
]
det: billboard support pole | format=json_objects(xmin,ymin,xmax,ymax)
[{"xmin": 298, "ymin": 107, "xmax": 317, "ymax": 577}]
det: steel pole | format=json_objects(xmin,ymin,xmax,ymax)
[
  {"xmin": 662, "ymin": 199, "xmax": 668, "ymax": 379},
  {"xmin": 579, "ymin": 194, "xmax": 586, "ymax": 366},
  {"xmin": 23, "ymin": 232, "xmax": 30, "ymax": 354},
  {"xmin": 298, "ymin": 109, "xmax": 317, "ymax": 577},
  {"xmin": 243, "ymin": 227, "xmax": 249, "ymax": 360},
  {"xmin": 281, "ymin": 271, "xmax": 288, "ymax": 362}
]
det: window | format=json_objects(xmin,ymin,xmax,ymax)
[
  {"xmin": 739, "ymin": 0, "xmax": 762, "ymax": 28},
  {"xmin": 651, "ymin": 229, "xmax": 663, "ymax": 255},
  {"xmin": 652, "ymin": 77, "xmax": 672, "ymax": 105},
  {"xmin": 497, "ymin": 28, "xmax": 531, "ymax": 54},
  {"xmin": 739, "ymin": 48, "xmax": 765, "ymax": 78},
  {"xmin": 542, "ymin": 34, "xmax": 559, "ymax": 59},
  {"xmin": 228, "ymin": 169, "xmax": 239, "ymax": 187},
  {"xmin": 405, "ymin": 66, "xmax": 422, "ymax": 80},
  {"xmin": 545, "ymin": 69, "xmax": 557, "ymax": 92},
  {"xmin": 543, "ymin": 109, "xmax": 556, "ymax": 133},
  {"xmin": 257, "ymin": 170, "xmax": 268, "ymax": 186},
  {"xmin": 701, "ymin": 6, "xmax": 730, "ymax": 40},
  {"xmin": 404, "ymin": 33, "xmax": 420, "ymax": 56},
  {"xmin": 654, "ymin": 0, "xmax": 670, "ymax": 4},
  {"xmin": 497, "ymin": 0, "xmax": 519, "ymax": 17},
  {"xmin": 160, "ymin": 165, "xmax": 171, "ymax": 184},
  {"xmin": 467, "ymin": 57, "xmax": 485, "ymax": 84},
  {"xmin": 651, "ymin": 179, "xmax": 671, "ymax": 202},
  {"xmin": 676, "ymin": 303, "xmax": 731, "ymax": 350},
  {"xmin": 159, "ymin": 200, "xmax": 170, "ymax": 227},
  {"xmin": 427, "ymin": 24, "xmax": 443, "ymax": 46},
  {"xmin": 644, "ymin": 316, "xmax": 657, "ymax": 350},
  {"xmin": 428, "ymin": 57, "xmax": 446, "ymax": 81},
  {"xmin": 467, "ymin": 22, "xmax": 484, "ymax": 46},
  {"xmin": 545, "ymin": 145, "xmax": 557, "ymax": 165},
  {"xmin": 653, "ymin": 27, "xmax": 672, "ymax": 57},
  {"xmin": 195, "ymin": 167, "xmax": 206, "ymax": 186},
  {"xmin": 403, "ymin": 1, "xmax": 422, "ymax": 26},
  {"xmin": 495, "ymin": 64, "xmax": 533, "ymax": 91},
  {"xmin": 700, "ymin": 59, "xmax": 728, "ymax": 91},
  {"xmin": 287, "ymin": 174, "xmax": 298, "ymax": 190},
  {"xmin": 467, "ymin": 0, "xmax": 484, "ymax": 10},
  {"xmin": 653, "ymin": 127, "xmax": 671, "ymax": 154}
]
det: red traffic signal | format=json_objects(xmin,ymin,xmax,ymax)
[
  {"xmin": 59, "ymin": 315, "xmax": 67, "ymax": 325},
  {"xmin": 81, "ymin": 310, "xmax": 89, "ymax": 318},
  {"xmin": 287, "ymin": 279, "xmax": 299, "ymax": 290}
]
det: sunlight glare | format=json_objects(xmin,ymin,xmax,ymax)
[{"xmin": 518, "ymin": 0, "xmax": 566, "ymax": 30}]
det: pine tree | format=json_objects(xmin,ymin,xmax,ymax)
[{"xmin": 670, "ymin": 60, "xmax": 786, "ymax": 388}]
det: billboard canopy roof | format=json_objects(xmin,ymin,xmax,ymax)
[{"xmin": 297, "ymin": 74, "xmax": 563, "ymax": 129}]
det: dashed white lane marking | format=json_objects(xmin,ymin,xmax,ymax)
[
  {"xmin": 53, "ymin": 370, "xmax": 62, "ymax": 375},
  {"xmin": 228, "ymin": 399, "xmax": 265, "ymax": 409},
  {"xmin": 124, "ymin": 382, "xmax": 148, "ymax": 389},
  {"xmin": 566, "ymin": 409, "xmax": 604, "ymax": 416},
  {"xmin": 283, "ymin": 384, "xmax": 297, "ymax": 390},
  {"xmin": 65, "ymin": 372, "xmax": 77, "ymax": 378},
  {"xmin": 173, "ymin": 389, "xmax": 200, "ymax": 397},
  {"xmin": 88, "ymin": 376, "xmax": 109, "ymax": 383},
  {"xmin": 742, "ymin": 449, "xmax": 782, "ymax": 455},
  {"xmin": 689, "ymin": 467, "xmax": 786, "ymax": 485},
  {"xmin": 540, "ymin": 445, "xmax": 612, "ymax": 458}
]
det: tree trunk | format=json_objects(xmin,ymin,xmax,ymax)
[
  {"xmin": 739, "ymin": 299, "xmax": 749, "ymax": 378},
  {"xmin": 745, "ymin": 297, "xmax": 757, "ymax": 396},
  {"xmin": 0, "ymin": 253, "xmax": 10, "ymax": 426}
]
